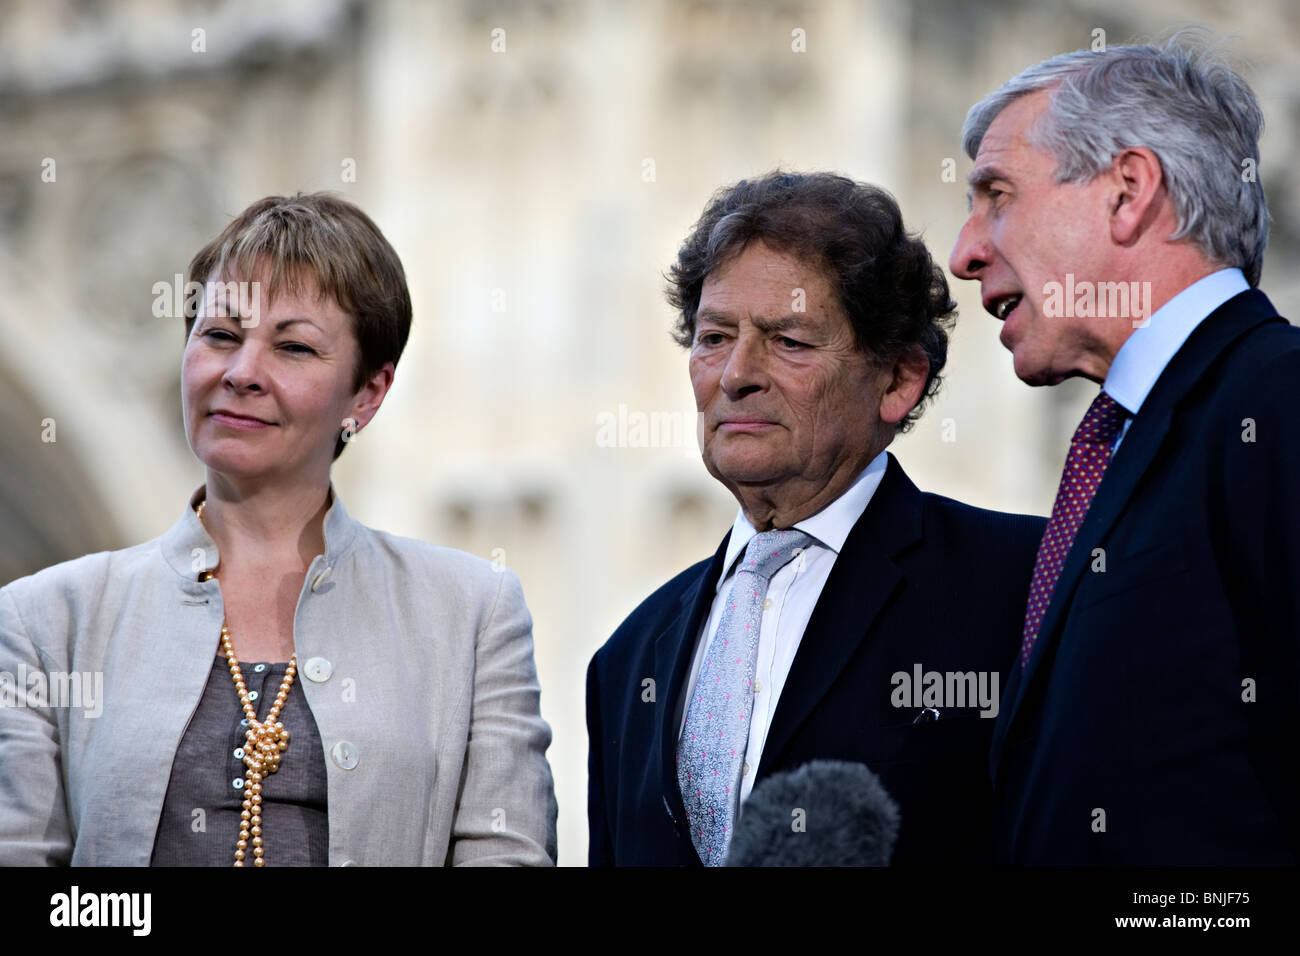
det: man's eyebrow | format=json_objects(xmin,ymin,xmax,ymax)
[
  {"xmin": 751, "ymin": 315, "xmax": 806, "ymax": 334},
  {"xmin": 695, "ymin": 311, "xmax": 810, "ymax": 336},
  {"xmin": 695, "ymin": 309, "xmax": 736, "ymax": 327},
  {"xmin": 966, "ymin": 165, "xmax": 1009, "ymax": 189},
  {"xmin": 965, "ymin": 165, "xmax": 1010, "ymax": 209}
]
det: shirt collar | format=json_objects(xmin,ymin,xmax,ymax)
[
  {"xmin": 1104, "ymin": 268, "xmax": 1249, "ymax": 416},
  {"xmin": 160, "ymin": 482, "xmax": 357, "ymax": 586},
  {"xmin": 716, "ymin": 449, "xmax": 889, "ymax": 594}
]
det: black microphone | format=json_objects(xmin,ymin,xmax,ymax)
[{"xmin": 725, "ymin": 760, "xmax": 900, "ymax": 866}]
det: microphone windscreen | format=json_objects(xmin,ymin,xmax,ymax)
[{"xmin": 725, "ymin": 759, "xmax": 900, "ymax": 866}]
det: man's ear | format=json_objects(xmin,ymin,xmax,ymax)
[
  {"xmin": 1109, "ymin": 146, "xmax": 1165, "ymax": 246},
  {"xmin": 878, "ymin": 347, "xmax": 930, "ymax": 426}
]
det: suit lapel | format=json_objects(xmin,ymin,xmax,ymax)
[
  {"xmin": 992, "ymin": 290, "xmax": 1284, "ymax": 773},
  {"xmin": 655, "ymin": 532, "xmax": 730, "ymax": 859},
  {"xmin": 755, "ymin": 453, "xmax": 922, "ymax": 779}
]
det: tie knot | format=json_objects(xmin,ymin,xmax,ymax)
[
  {"xmin": 1073, "ymin": 390, "xmax": 1128, "ymax": 445},
  {"xmin": 738, "ymin": 528, "xmax": 814, "ymax": 582}
]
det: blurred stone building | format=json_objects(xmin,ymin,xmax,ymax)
[{"xmin": 1, "ymin": 0, "xmax": 1296, "ymax": 864}]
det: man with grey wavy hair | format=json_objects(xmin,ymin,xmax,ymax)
[
  {"xmin": 950, "ymin": 32, "xmax": 1300, "ymax": 865},
  {"xmin": 960, "ymin": 33, "xmax": 1269, "ymax": 288}
]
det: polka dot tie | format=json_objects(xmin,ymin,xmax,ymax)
[
  {"xmin": 676, "ymin": 528, "xmax": 813, "ymax": 866},
  {"xmin": 1019, "ymin": 390, "xmax": 1128, "ymax": 671}
]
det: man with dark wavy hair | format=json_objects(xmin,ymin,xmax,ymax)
[{"xmin": 587, "ymin": 170, "xmax": 1045, "ymax": 866}]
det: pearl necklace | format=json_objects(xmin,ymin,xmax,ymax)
[{"xmin": 196, "ymin": 499, "xmax": 298, "ymax": 867}]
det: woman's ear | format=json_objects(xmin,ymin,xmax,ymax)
[{"xmin": 350, "ymin": 361, "xmax": 396, "ymax": 429}]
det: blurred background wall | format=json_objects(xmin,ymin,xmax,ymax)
[{"xmin": 0, "ymin": 0, "xmax": 1295, "ymax": 865}]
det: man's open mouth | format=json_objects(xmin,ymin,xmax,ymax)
[{"xmin": 990, "ymin": 294, "xmax": 1023, "ymax": 320}]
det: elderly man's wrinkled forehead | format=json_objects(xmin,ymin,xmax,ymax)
[{"xmin": 702, "ymin": 237, "xmax": 839, "ymax": 300}]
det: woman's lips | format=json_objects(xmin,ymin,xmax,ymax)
[{"xmin": 210, "ymin": 412, "xmax": 272, "ymax": 430}]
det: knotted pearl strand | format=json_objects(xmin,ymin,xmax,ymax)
[{"xmin": 197, "ymin": 499, "xmax": 298, "ymax": 867}]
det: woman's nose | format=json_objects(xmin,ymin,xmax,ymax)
[{"xmin": 222, "ymin": 344, "xmax": 266, "ymax": 392}]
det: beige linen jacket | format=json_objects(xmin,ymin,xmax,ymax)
[{"xmin": 0, "ymin": 486, "xmax": 557, "ymax": 866}]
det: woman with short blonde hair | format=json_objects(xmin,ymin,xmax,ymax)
[{"xmin": 0, "ymin": 192, "xmax": 558, "ymax": 866}]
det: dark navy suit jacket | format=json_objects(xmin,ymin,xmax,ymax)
[
  {"xmin": 587, "ymin": 453, "xmax": 1044, "ymax": 865},
  {"xmin": 991, "ymin": 289, "xmax": 1300, "ymax": 864}
]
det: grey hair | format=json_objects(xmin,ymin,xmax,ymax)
[{"xmin": 961, "ymin": 30, "xmax": 1269, "ymax": 286}]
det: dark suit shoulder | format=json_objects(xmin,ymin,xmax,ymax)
[
  {"xmin": 1174, "ymin": 311, "xmax": 1300, "ymax": 439},
  {"xmin": 1213, "ymin": 313, "xmax": 1300, "ymax": 388},
  {"xmin": 1174, "ymin": 292, "xmax": 1297, "ymax": 396},
  {"xmin": 917, "ymin": 492, "xmax": 1046, "ymax": 558}
]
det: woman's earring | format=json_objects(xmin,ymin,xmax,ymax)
[{"xmin": 341, "ymin": 417, "xmax": 359, "ymax": 444}]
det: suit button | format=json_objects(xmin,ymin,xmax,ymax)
[
  {"xmin": 753, "ymin": 680, "xmax": 763, "ymax": 694},
  {"xmin": 742, "ymin": 761, "xmax": 750, "ymax": 777},
  {"xmin": 304, "ymin": 657, "xmax": 333, "ymax": 682},
  {"xmin": 339, "ymin": 859, "xmax": 359, "ymax": 867},
  {"xmin": 310, "ymin": 567, "xmax": 332, "ymax": 591},
  {"xmin": 762, "ymin": 598, "xmax": 773, "ymax": 611},
  {"xmin": 331, "ymin": 740, "xmax": 359, "ymax": 770}
]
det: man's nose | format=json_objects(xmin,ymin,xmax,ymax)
[
  {"xmin": 720, "ymin": 333, "xmax": 768, "ymax": 400},
  {"xmin": 949, "ymin": 216, "xmax": 990, "ymax": 280}
]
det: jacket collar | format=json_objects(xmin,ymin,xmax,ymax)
[
  {"xmin": 755, "ymin": 451, "xmax": 921, "ymax": 775},
  {"xmin": 654, "ymin": 534, "xmax": 730, "ymax": 859},
  {"xmin": 714, "ymin": 450, "xmax": 890, "ymax": 590},
  {"xmin": 653, "ymin": 451, "xmax": 923, "ymax": 860},
  {"xmin": 159, "ymin": 482, "xmax": 359, "ymax": 590}
]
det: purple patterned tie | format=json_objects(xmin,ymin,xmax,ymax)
[{"xmin": 1019, "ymin": 390, "xmax": 1128, "ymax": 670}]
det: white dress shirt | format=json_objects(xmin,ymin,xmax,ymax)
[
  {"xmin": 675, "ymin": 449, "xmax": 889, "ymax": 813},
  {"xmin": 1105, "ymin": 268, "xmax": 1249, "ymax": 451}
]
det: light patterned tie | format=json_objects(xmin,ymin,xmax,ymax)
[
  {"xmin": 1019, "ymin": 389, "xmax": 1128, "ymax": 670},
  {"xmin": 677, "ymin": 527, "xmax": 813, "ymax": 866}
]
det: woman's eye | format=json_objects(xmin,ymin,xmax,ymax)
[
  {"xmin": 282, "ymin": 343, "xmax": 316, "ymax": 355},
  {"xmin": 203, "ymin": 329, "xmax": 237, "ymax": 342}
]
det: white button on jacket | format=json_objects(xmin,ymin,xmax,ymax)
[
  {"xmin": 303, "ymin": 657, "xmax": 333, "ymax": 683},
  {"xmin": 330, "ymin": 740, "xmax": 359, "ymax": 770}
]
